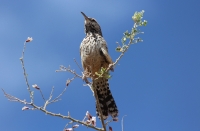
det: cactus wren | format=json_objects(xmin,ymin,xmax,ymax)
[{"xmin": 80, "ymin": 12, "xmax": 118, "ymax": 120}]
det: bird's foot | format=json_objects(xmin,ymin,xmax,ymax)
[
  {"xmin": 82, "ymin": 72, "xmax": 90, "ymax": 84},
  {"xmin": 108, "ymin": 64, "xmax": 114, "ymax": 72}
]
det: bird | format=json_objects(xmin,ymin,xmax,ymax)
[{"xmin": 80, "ymin": 12, "xmax": 118, "ymax": 120}]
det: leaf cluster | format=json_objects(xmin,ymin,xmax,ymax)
[
  {"xmin": 116, "ymin": 10, "xmax": 147, "ymax": 52},
  {"xmin": 95, "ymin": 67, "xmax": 111, "ymax": 79}
]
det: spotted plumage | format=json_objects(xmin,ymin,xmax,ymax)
[{"xmin": 80, "ymin": 12, "xmax": 118, "ymax": 120}]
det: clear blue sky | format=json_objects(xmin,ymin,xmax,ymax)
[{"xmin": 0, "ymin": 0, "xmax": 200, "ymax": 131}]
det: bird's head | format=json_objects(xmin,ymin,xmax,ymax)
[{"xmin": 81, "ymin": 12, "xmax": 103, "ymax": 36}]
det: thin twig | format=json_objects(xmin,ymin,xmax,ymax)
[
  {"xmin": 49, "ymin": 76, "xmax": 76, "ymax": 104},
  {"xmin": 74, "ymin": 58, "xmax": 83, "ymax": 71},
  {"xmin": 105, "ymin": 119, "xmax": 113, "ymax": 126},
  {"xmin": 56, "ymin": 65, "xmax": 82, "ymax": 78},
  {"xmin": 39, "ymin": 89, "xmax": 46, "ymax": 102},
  {"xmin": 116, "ymin": 42, "xmax": 121, "ymax": 48},
  {"xmin": 106, "ymin": 23, "xmax": 138, "ymax": 73},
  {"xmin": 20, "ymin": 41, "xmax": 33, "ymax": 103},
  {"xmin": 107, "ymin": 38, "xmax": 133, "ymax": 72},
  {"xmin": 2, "ymin": 89, "xmax": 103, "ymax": 131},
  {"xmin": 121, "ymin": 115, "xmax": 127, "ymax": 131},
  {"xmin": 42, "ymin": 87, "xmax": 54, "ymax": 110},
  {"xmin": 2, "ymin": 88, "xmax": 29, "ymax": 104},
  {"xmin": 86, "ymin": 83, "xmax": 94, "ymax": 94},
  {"xmin": 48, "ymin": 86, "xmax": 54, "ymax": 101}
]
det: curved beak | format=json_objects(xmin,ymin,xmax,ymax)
[{"xmin": 81, "ymin": 12, "xmax": 89, "ymax": 21}]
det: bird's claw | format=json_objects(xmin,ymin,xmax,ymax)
[
  {"xmin": 82, "ymin": 72, "xmax": 90, "ymax": 84},
  {"xmin": 108, "ymin": 64, "xmax": 114, "ymax": 72}
]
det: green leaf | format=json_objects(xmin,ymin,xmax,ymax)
[
  {"xmin": 105, "ymin": 74, "xmax": 111, "ymax": 79},
  {"xmin": 132, "ymin": 10, "xmax": 145, "ymax": 23},
  {"xmin": 123, "ymin": 37, "xmax": 126, "ymax": 41},
  {"xmin": 101, "ymin": 67, "xmax": 105, "ymax": 72},
  {"xmin": 143, "ymin": 20, "xmax": 147, "ymax": 26},
  {"xmin": 123, "ymin": 30, "xmax": 128, "ymax": 35},
  {"xmin": 116, "ymin": 47, "xmax": 121, "ymax": 52},
  {"xmin": 131, "ymin": 28, "xmax": 137, "ymax": 34},
  {"xmin": 124, "ymin": 31, "xmax": 131, "ymax": 38},
  {"xmin": 121, "ymin": 37, "xmax": 126, "ymax": 44}
]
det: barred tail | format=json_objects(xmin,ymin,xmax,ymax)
[{"xmin": 93, "ymin": 77, "xmax": 118, "ymax": 120}]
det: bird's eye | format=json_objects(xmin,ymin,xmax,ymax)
[
  {"xmin": 91, "ymin": 19, "xmax": 96, "ymax": 22},
  {"xmin": 91, "ymin": 24, "xmax": 95, "ymax": 28}
]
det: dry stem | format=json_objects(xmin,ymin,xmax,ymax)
[
  {"xmin": 2, "ymin": 88, "xmax": 103, "ymax": 131},
  {"xmin": 20, "ymin": 41, "xmax": 33, "ymax": 103}
]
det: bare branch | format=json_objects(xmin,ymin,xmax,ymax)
[
  {"xmin": 85, "ymin": 83, "xmax": 94, "ymax": 94},
  {"xmin": 39, "ymin": 89, "xmax": 46, "ymax": 102},
  {"xmin": 73, "ymin": 58, "xmax": 83, "ymax": 72},
  {"xmin": 2, "ymin": 88, "xmax": 31, "ymax": 105},
  {"xmin": 49, "ymin": 76, "xmax": 76, "ymax": 104},
  {"xmin": 2, "ymin": 89, "xmax": 104, "ymax": 131},
  {"xmin": 48, "ymin": 86, "xmax": 54, "ymax": 101},
  {"xmin": 20, "ymin": 41, "xmax": 34, "ymax": 103},
  {"xmin": 56, "ymin": 65, "xmax": 82, "ymax": 78},
  {"xmin": 106, "ymin": 23, "xmax": 141, "ymax": 73},
  {"xmin": 105, "ymin": 119, "xmax": 113, "ymax": 126}
]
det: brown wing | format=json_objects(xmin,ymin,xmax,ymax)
[{"xmin": 100, "ymin": 40, "xmax": 113, "ymax": 65}]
